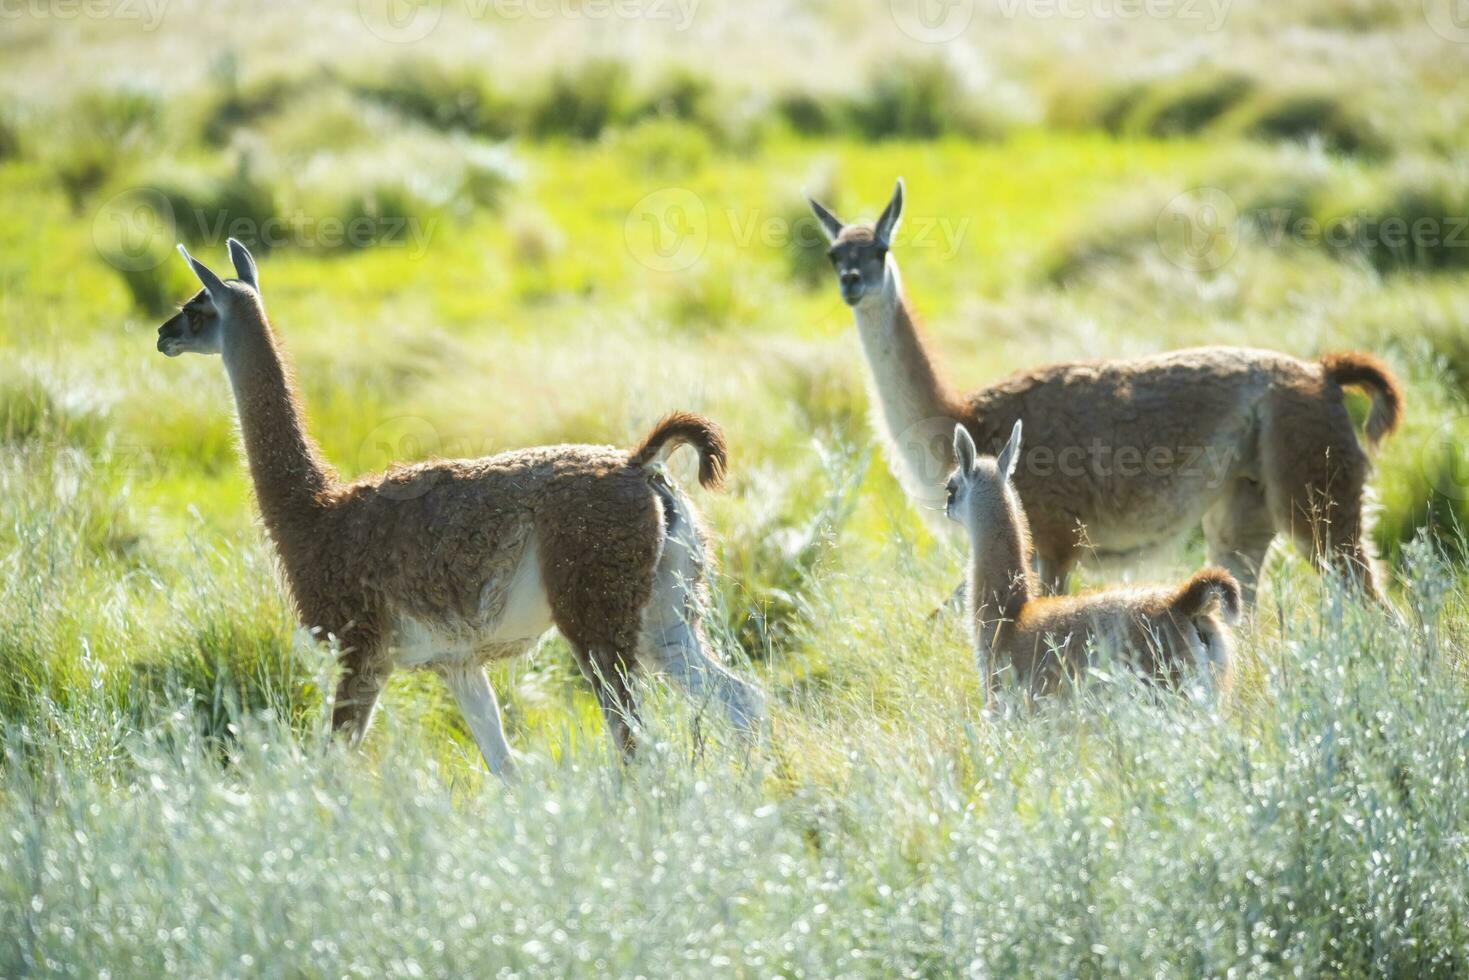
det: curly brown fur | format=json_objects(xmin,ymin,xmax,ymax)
[
  {"xmin": 1319, "ymin": 351, "xmax": 1404, "ymax": 446},
  {"xmin": 812, "ymin": 182, "xmax": 1403, "ymax": 608},
  {"xmin": 628, "ymin": 411, "xmax": 728, "ymax": 489},
  {"xmin": 157, "ymin": 241, "xmax": 764, "ymax": 775}
]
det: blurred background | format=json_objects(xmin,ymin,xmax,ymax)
[{"xmin": 5, "ymin": 4, "xmax": 1469, "ymax": 972}]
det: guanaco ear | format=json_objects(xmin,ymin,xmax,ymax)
[
  {"xmin": 996, "ymin": 419, "xmax": 1023, "ymax": 480},
  {"xmin": 808, "ymin": 197, "xmax": 844, "ymax": 243},
  {"xmin": 227, "ymin": 238, "xmax": 259, "ymax": 293},
  {"xmin": 177, "ymin": 244, "xmax": 228, "ymax": 304},
  {"xmin": 953, "ymin": 424, "xmax": 978, "ymax": 475},
  {"xmin": 875, "ymin": 177, "xmax": 904, "ymax": 247}
]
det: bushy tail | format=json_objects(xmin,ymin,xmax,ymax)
[
  {"xmin": 629, "ymin": 412, "xmax": 728, "ymax": 490},
  {"xmin": 1320, "ymin": 351, "xmax": 1404, "ymax": 447},
  {"xmin": 1173, "ymin": 567, "xmax": 1242, "ymax": 625}
]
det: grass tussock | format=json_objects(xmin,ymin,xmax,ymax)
[
  {"xmin": 1216, "ymin": 87, "xmax": 1390, "ymax": 159},
  {"xmin": 1042, "ymin": 150, "xmax": 1469, "ymax": 285},
  {"xmin": 1311, "ymin": 158, "xmax": 1469, "ymax": 273},
  {"xmin": 0, "ymin": 369, "xmax": 110, "ymax": 451},
  {"xmin": 40, "ymin": 87, "xmax": 164, "ymax": 212},
  {"xmin": 1121, "ymin": 68, "xmax": 1258, "ymax": 138},
  {"xmin": 1047, "ymin": 67, "xmax": 1391, "ymax": 159},
  {"xmin": 348, "ymin": 57, "xmax": 519, "ymax": 140}
]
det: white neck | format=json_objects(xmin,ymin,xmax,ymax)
[{"xmin": 851, "ymin": 259, "xmax": 956, "ymax": 512}]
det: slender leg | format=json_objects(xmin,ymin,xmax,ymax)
[
  {"xmin": 1203, "ymin": 478, "xmax": 1277, "ymax": 609},
  {"xmin": 645, "ymin": 617, "xmax": 765, "ymax": 738},
  {"xmin": 641, "ymin": 524, "xmax": 766, "ymax": 738},
  {"xmin": 438, "ymin": 665, "xmax": 517, "ymax": 779},
  {"xmin": 331, "ymin": 654, "xmax": 390, "ymax": 746},
  {"xmin": 1032, "ymin": 539, "xmax": 1077, "ymax": 596},
  {"xmin": 1259, "ymin": 399, "xmax": 1398, "ymax": 614},
  {"xmin": 572, "ymin": 649, "xmax": 641, "ymax": 760}
]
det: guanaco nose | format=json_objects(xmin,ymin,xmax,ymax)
[{"xmin": 840, "ymin": 270, "xmax": 861, "ymax": 286}]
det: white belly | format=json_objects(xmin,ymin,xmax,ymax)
[{"xmin": 389, "ymin": 540, "xmax": 555, "ymax": 670}]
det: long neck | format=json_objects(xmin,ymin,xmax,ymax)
[
  {"xmin": 852, "ymin": 261, "xmax": 960, "ymax": 499},
  {"xmin": 966, "ymin": 488, "xmax": 1035, "ymax": 658},
  {"xmin": 220, "ymin": 302, "xmax": 338, "ymax": 540}
]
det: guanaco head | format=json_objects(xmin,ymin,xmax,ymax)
[
  {"xmin": 946, "ymin": 420, "xmax": 1023, "ymax": 536},
  {"xmin": 156, "ymin": 238, "xmax": 260, "ymax": 357},
  {"xmin": 808, "ymin": 178, "xmax": 903, "ymax": 307}
]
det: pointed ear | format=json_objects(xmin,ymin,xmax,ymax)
[
  {"xmin": 808, "ymin": 197, "xmax": 844, "ymax": 243},
  {"xmin": 875, "ymin": 177, "xmax": 904, "ymax": 246},
  {"xmin": 177, "ymin": 244, "xmax": 228, "ymax": 304},
  {"xmin": 227, "ymin": 238, "xmax": 258, "ymax": 293},
  {"xmin": 996, "ymin": 419, "xmax": 1023, "ymax": 480},
  {"xmin": 953, "ymin": 424, "xmax": 978, "ymax": 475}
]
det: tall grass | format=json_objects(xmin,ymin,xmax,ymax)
[
  {"xmin": 3, "ymin": 562, "xmax": 1466, "ymax": 975},
  {"xmin": 5, "ymin": 4, "xmax": 1469, "ymax": 971}
]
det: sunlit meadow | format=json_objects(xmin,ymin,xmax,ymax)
[{"xmin": 3, "ymin": 0, "xmax": 1469, "ymax": 974}]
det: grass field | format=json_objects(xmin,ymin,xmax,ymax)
[{"xmin": 4, "ymin": 0, "xmax": 1469, "ymax": 974}]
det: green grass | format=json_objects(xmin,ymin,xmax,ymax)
[{"xmin": 4, "ymin": 4, "xmax": 1469, "ymax": 973}]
